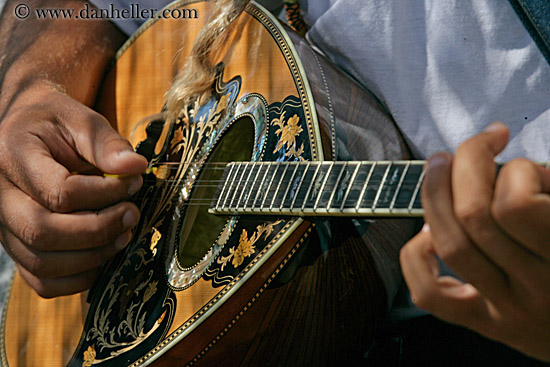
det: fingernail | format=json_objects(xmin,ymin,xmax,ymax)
[
  {"xmin": 114, "ymin": 230, "xmax": 132, "ymax": 250},
  {"xmin": 422, "ymin": 223, "xmax": 431, "ymax": 233},
  {"xmin": 122, "ymin": 209, "xmax": 139, "ymax": 230},
  {"xmin": 128, "ymin": 176, "xmax": 143, "ymax": 196},
  {"xmin": 116, "ymin": 149, "xmax": 139, "ymax": 160},
  {"xmin": 484, "ymin": 122, "xmax": 506, "ymax": 133}
]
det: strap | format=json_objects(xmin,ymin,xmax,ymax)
[{"xmin": 508, "ymin": 0, "xmax": 550, "ymax": 66}]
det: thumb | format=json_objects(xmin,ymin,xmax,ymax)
[{"xmin": 71, "ymin": 110, "xmax": 149, "ymax": 175}]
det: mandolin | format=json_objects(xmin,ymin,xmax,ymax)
[{"xmin": 0, "ymin": 1, "xmax": 422, "ymax": 365}]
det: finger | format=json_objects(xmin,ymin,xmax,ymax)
[
  {"xmin": 18, "ymin": 149, "xmax": 142, "ymax": 212},
  {"xmin": 1, "ymin": 223, "xmax": 132, "ymax": 279},
  {"xmin": 492, "ymin": 159, "xmax": 550, "ymax": 259},
  {"xmin": 17, "ymin": 264, "xmax": 100, "ymax": 298},
  {"xmin": 0, "ymin": 179, "xmax": 139, "ymax": 251},
  {"xmin": 452, "ymin": 123, "xmax": 541, "ymax": 273},
  {"xmin": 400, "ymin": 229, "xmax": 493, "ymax": 328},
  {"xmin": 62, "ymin": 107, "xmax": 148, "ymax": 175},
  {"xmin": 422, "ymin": 152, "xmax": 509, "ymax": 299}
]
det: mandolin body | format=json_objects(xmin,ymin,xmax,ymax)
[{"xmin": 1, "ymin": 1, "xmax": 418, "ymax": 366}]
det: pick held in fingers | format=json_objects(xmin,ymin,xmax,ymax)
[{"xmin": 0, "ymin": 91, "xmax": 147, "ymax": 213}]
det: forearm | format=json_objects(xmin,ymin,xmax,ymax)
[{"xmin": 0, "ymin": 0, "xmax": 126, "ymax": 110}]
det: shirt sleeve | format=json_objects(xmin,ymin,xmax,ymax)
[{"xmin": 88, "ymin": 0, "xmax": 174, "ymax": 36}]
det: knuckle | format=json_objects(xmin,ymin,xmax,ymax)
[
  {"xmin": 46, "ymin": 186, "xmax": 73, "ymax": 213},
  {"xmin": 455, "ymin": 201, "xmax": 490, "ymax": 230},
  {"xmin": 20, "ymin": 218, "xmax": 48, "ymax": 250},
  {"xmin": 25, "ymin": 254, "xmax": 47, "ymax": 277},
  {"xmin": 437, "ymin": 239, "xmax": 469, "ymax": 267}
]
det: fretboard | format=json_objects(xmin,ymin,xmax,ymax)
[{"xmin": 208, "ymin": 161, "xmax": 426, "ymax": 217}]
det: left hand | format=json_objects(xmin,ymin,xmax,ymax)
[{"xmin": 400, "ymin": 122, "xmax": 550, "ymax": 362}]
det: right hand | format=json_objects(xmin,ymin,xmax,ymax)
[{"xmin": 0, "ymin": 85, "xmax": 148, "ymax": 298}]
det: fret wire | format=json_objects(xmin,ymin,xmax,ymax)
[
  {"xmin": 252, "ymin": 162, "xmax": 272, "ymax": 209},
  {"xmin": 270, "ymin": 163, "xmax": 289, "ymax": 211},
  {"xmin": 216, "ymin": 163, "xmax": 235, "ymax": 211},
  {"xmin": 280, "ymin": 162, "xmax": 300, "ymax": 211},
  {"xmin": 408, "ymin": 167, "xmax": 426, "ymax": 213},
  {"xmin": 229, "ymin": 162, "xmax": 248, "ymax": 210},
  {"xmin": 261, "ymin": 163, "xmax": 280, "ymax": 211},
  {"xmin": 372, "ymin": 162, "xmax": 392, "ymax": 211},
  {"xmin": 355, "ymin": 162, "xmax": 376, "ymax": 212},
  {"xmin": 313, "ymin": 162, "xmax": 334, "ymax": 212},
  {"xmin": 340, "ymin": 162, "xmax": 361, "ymax": 211},
  {"xmin": 291, "ymin": 161, "xmax": 310, "ymax": 211},
  {"xmin": 326, "ymin": 162, "xmax": 347, "ymax": 210},
  {"xmin": 389, "ymin": 161, "xmax": 410, "ymax": 212},
  {"xmin": 237, "ymin": 162, "xmax": 255, "ymax": 210},
  {"xmin": 245, "ymin": 162, "xmax": 262, "ymax": 210},
  {"xmin": 301, "ymin": 162, "xmax": 322, "ymax": 211}
]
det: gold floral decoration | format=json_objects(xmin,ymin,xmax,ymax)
[
  {"xmin": 215, "ymin": 93, "xmax": 230, "ymax": 115},
  {"xmin": 170, "ymin": 126, "xmax": 184, "ymax": 152},
  {"xmin": 153, "ymin": 164, "xmax": 170, "ymax": 180},
  {"xmin": 217, "ymin": 220, "xmax": 283, "ymax": 271},
  {"xmin": 232, "ymin": 230, "xmax": 254, "ymax": 268},
  {"xmin": 143, "ymin": 281, "xmax": 158, "ymax": 303},
  {"xmin": 150, "ymin": 227, "xmax": 161, "ymax": 255},
  {"xmin": 273, "ymin": 112, "xmax": 305, "ymax": 159},
  {"xmin": 82, "ymin": 345, "xmax": 96, "ymax": 367}
]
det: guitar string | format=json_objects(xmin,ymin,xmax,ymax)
[{"xmin": 117, "ymin": 161, "xmax": 427, "ymax": 207}]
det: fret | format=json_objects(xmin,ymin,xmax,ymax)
[
  {"xmin": 217, "ymin": 163, "xmax": 237, "ymax": 211},
  {"xmin": 338, "ymin": 162, "xmax": 361, "ymax": 211},
  {"xmin": 326, "ymin": 162, "xmax": 348, "ymax": 210},
  {"xmin": 252, "ymin": 162, "xmax": 273, "ymax": 209},
  {"xmin": 233, "ymin": 162, "xmax": 251, "ymax": 210},
  {"xmin": 244, "ymin": 162, "xmax": 263, "ymax": 210},
  {"xmin": 211, "ymin": 163, "xmax": 232, "ymax": 213},
  {"xmin": 229, "ymin": 163, "xmax": 249, "ymax": 210},
  {"xmin": 389, "ymin": 162, "xmax": 410, "ymax": 212},
  {"xmin": 342, "ymin": 163, "xmax": 372, "ymax": 210},
  {"xmin": 261, "ymin": 164, "xmax": 282, "ymax": 210},
  {"xmin": 374, "ymin": 163, "xmax": 410, "ymax": 211},
  {"xmin": 409, "ymin": 168, "xmax": 426, "ymax": 213},
  {"xmin": 371, "ymin": 162, "xmax": 393, "ymax": 211},
  {"xmin": 355, "ymin": 162, "xmax": 377, "ymax": 211},
  {"xmin": 238, "ymin": 162, "xmax": 257, "ymax": 210},
  {"xmin": 394, "ymin": 162, "xmax": 424, "ymax": 210},
  {"xmin": 270, "ymin": 163, "xmax": 290, "ymax": 211},
  {"xmin": 300, "ymin": 162, "xmax": 322, "ymax": 212},
  {"xmin": 279, "ymin": 163, "xmax": 300, "ymax": 212},
  {"xmin": 289, "ymin": 161, "xmax": 311, "ymax": 211},
  {"xmin": 209, "ymin": 160, "xmax": 429, "ymax": 217},
  {"xmin": 313, "ymin": 162, "xmax": 335, "ymax": 212}
]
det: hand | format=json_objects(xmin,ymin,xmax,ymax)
[
  {"xmin": 0, "ymin": 86, "xmax": 148, "ymax": 298},
  {"xmin": 400, "ymin": 122, "xmax": 550, "ymax": 362}
]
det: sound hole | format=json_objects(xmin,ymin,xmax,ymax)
[{"xmin": 178, "ymin": 117, "xmax": 255, "ymax": 268}]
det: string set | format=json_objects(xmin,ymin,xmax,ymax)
[{"xmin": 123, "ymin": 161, "xmax": 427, "ymax": 209}]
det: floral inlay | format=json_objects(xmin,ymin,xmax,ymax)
[{"xmin": 273, "ymin": 111, "xmax": 304, "ymax": 159}]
